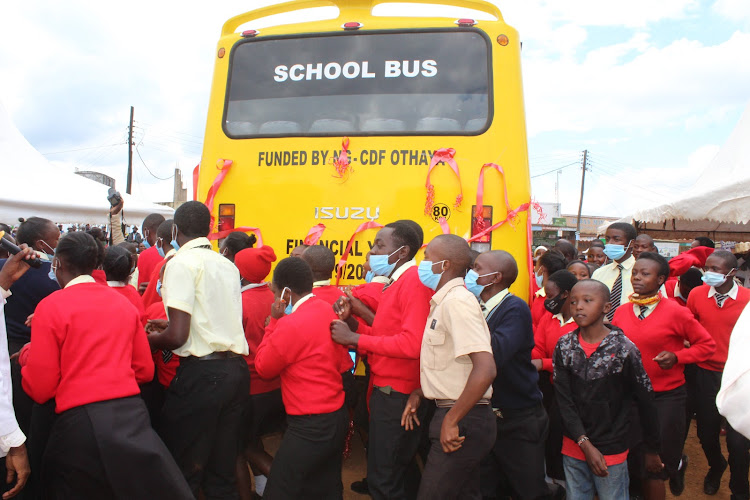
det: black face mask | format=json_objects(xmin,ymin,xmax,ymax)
[{"xmin": 544, "ymin": 294, "xmax": 565, "ymax": 315}]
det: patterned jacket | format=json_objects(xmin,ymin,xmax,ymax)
[{"xmin": 553, "ymin": 326, "xmax": 660, "ymax": 455}]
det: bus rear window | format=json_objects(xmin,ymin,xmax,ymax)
[{"xmin": 224, "ymin": 30, "xmax": 491, "ymax": 137}]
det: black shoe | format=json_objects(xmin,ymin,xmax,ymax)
[
  {"xmin": 704, "ymin": 460, "xmax": 728, "ymax": 495},
  {"xmin": 731, "ymin": 495, "xmax": 750, "ymax": 500},
  {"xmin": 351, "ymin": 477, "xmax": 369, "ymax": 495},
  {"xmin": 670, "ymin": 454, "xmax": 689, "ymax": 496}
]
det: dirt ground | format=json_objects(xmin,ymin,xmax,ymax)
[{"xmin": 263, "ymin": 419, "xmax": 735, "ymax": 499}]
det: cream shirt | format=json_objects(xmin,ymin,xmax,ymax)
[
  {"xmin": 163, "ymin": 237, "xmax": 249, "ymax": 357},
  {"xmin": 420, "ymin": 278, "xmax": 493, "ymax": 401},
  {"xmin": 591, "ymin": 255, "xmax": 636, "ymax": 304},
  {"xmin": 481, "ymin": 288, "xmax": 510, "ymax": 319},
  {"xmin": 717, "ymin": 302, "xmax": 750, "ymax": 439}
]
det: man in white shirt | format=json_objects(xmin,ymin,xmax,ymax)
[
  {"xmin": 0, "ymin": 247, "xmax": 35, "ymax": 498},
  {"xmin": 591, "ymin": 222, "xmax": 638, "ymax": 321},
  {"xmin": 147, "ymin": 201, "xmax": 249, "ymax": 499}
]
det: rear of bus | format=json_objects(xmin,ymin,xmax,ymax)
[{"xmin": 196, "ymin": 0, "xmax": 533, "ymax": 299}]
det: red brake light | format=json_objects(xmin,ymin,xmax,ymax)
[
  {"xmin": 455, "ymin": 18, "xmax": 477, "ymax": 27},
  {"xmin": 241, "ymin": 30, "xmax": 259, "ymax": 38},
  {"xmin": 218, "ymin": 204, "xmax": 235, "ymax": 232},
  {"xmin": 342, "ymin": 22, "xmax": 363, "ymax": 30}
]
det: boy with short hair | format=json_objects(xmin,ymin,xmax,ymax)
[
  {"xmin": 302, "ymin": 244, "xmax": 345, "ymax": 305},
  {"xmin": 592, "ymin": 222, "xmax": 637, "ymax": 321},
  {"xmin": 554, "ymin": 279, "xmax": 662, "ymax": 499}
]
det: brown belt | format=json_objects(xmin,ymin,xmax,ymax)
[
  {"xmin": 182, "ymin": 351, "xmax": 242, "ymax": 362},
  {"xmin": 435, "ymin": 398, "xmax": 491, "ymax": 409}
]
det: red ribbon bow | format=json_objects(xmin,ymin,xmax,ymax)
[
  {"xmin": 336, "ymin": 221, "xmax": 384, "ymax": 286},
  {"xmin": 425, "ymin": 148, "xmax": 463, "ymax": 215},
  {"xmin": 474, "ymin": 163, "xmax": 512, "ymax": 232},
  {"xmin": 332, "ymin": 137, "xmax": 352, "ymax": 179},
  {"xmin": 303, "ymin": 223, "xmax": 326, "ymax": 246}
]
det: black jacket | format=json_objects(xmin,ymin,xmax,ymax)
[{"xmin": 553, "ymin": 326, "xmax": 660, "ymax": 455}]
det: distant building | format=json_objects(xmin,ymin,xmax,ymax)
[
  {"xmin": 532, "ymin": 203, "xmax": 619, "ymax": 248},
  {"xmin": 158, "ymin": 168, "xmax": 187, "ymax": 209},
  {"xmin": 75, "ymin": 170, "xmax": 115, "ymax": 188}
]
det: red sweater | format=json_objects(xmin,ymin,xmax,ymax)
[
  {"xmin": 141, "ymin": 259, "xmax": 167, "ymax": 309},
  {"xmin": 312, "ymin": 285, "xmax": 345, "ymax": 306},
  {"xmin": 111, "ymin": 284, "xmax": 147, "ymax": 326},
  {"xmin": 241, "ymin": 285, "xmax": 280, "ymax": 395},
  {"xmin": 357, "ymin": 267, "xmax": 433, "ymax": 394},
  {"xmin": 92, "ymin": 269, "xmax": 107, "ymax": 285},
  {"xmin": 688, "ymin": 285, "xmax": 750, "ymax": 372},
  {"xmin": 351, "ymin": 281, "xmax": 386, "ymax": 334},
  {"xmin": 144, "ymin": 302, "xmax": 179, "ymax": 388},
  {"xmin": 137, "ymin": 246, "xmax": 162, "ymax": 287},
  {"xmin": 531, "ymin": 291, "xmax": 550, "ymax": 329},
  {"xmin": 533, "ymin": 314, "xmax": 577, "ymax": 373},
  {"xmin": 255, "ymin": 296, "xmax": 347, "ymax": 415},
  {"xmin": 613, "ymin": 299, "xmax": 716, "ymax": 392},
  {"xmin": 21, "ymin": 282, "xmax": 154, "ymax": 413}
]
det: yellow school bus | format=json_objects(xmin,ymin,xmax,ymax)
[{"xmin": 196, "ymin": 0, "xmax": 533, "ymax": 299}]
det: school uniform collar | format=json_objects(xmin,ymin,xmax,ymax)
[
  {"xmin": 65, "ymin": 275, "xmax": 96, "ymax": 288},
  {"xmin": 0, "ymin": 286, "xmax": 11, "ymax": 300},
  {"xmin": 177, "ymin": 237, "xmax": 212, "ymax": 252},
  {"xmin": 708, "ymin": 282, "xmax": 738, "ymax": 300},
  {"xmin": 312, "ymin": 280, "xmax": 331, "ymax": 288},
  {"xmin": 554, "ymin": 313, "xmax": 575, "ymax": 326},
  {"xmin": 371, "ymin": 276, "xmax": 390, "ymax": 285},
  {"xmin": 240, "ymin": 282, "xmax": 268, "ymax": 292},
  {"xmin": 107, "ymin": 280, "xmax": 127, "ymax": 288},
  {"xmin": 391, "ymin": 259, "xmax": 416, "ymax": 282},
  {"xmin": 482, "ymin": 288, "xmax": 510, "ymax": 319},
  {"xmin": 535, "ymin": 287, "xmax": 546, "ymax": 298},
  {"xmin": 165, "ymin": 248, "xmax": 177, "ymax": 258},
  {"xmin": 430, "ymin": 277, "xmax": 464, "ymax": 305},
  {"xmin": 291, "ymin": 293, "xmax": 314, "ymax": 313}
]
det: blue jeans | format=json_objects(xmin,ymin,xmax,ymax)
[{"xmin": 563, "ymin": 455, "xmax": 629, "ymax": 500}]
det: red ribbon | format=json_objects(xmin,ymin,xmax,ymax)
[
  {"xmin": 467, "ymin": 201, "xmax": 544, "ymax": 244},
  {"xmin": 425, "ymin": 148, "xmax": 463, "ymax": 215},
  {"xmin": 303, "ymin": 223, "xmax": 326, "ymax": 246},
  {"xmin": 332, "ymin": 137, "xmax": 352, "ymax": 179},
  {"xmin": 421, "ymin": 217, "xmax": 451, "ymax": 249},
  {"xmin": 192, "ymin": 163, "xmax": 200, "ymax": 201},
  {"xmin": 335, "ymin": 221, "xmax": 384, "ymax": 286},
  {"xmin": 526, "ymin": 206, "xmax": 535, "ymax": 305},
  {"xmin": 474, "ymin": 163, "xmax": 511, "ymax": 232},
  {"xmin": 205, "ymin": 159, "xmax": 234, "ymax": 233},
  {"xmin": 207, "ymin": 226, "xmax": 263, "ymax": 247}
]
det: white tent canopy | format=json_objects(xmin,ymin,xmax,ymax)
[
  {"xmin": 0, "ymin": 101, "xmax": 173, "ymax": 226},
  {"xmin": 599, "ymin": 101, "xmax": 750, "ymax": 238}
]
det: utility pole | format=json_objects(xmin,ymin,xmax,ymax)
[
  {"xmin": 555, "ymin": 169, "xmax": 561, "ymax": 205},
  {"xmin": 575, "ymin": 149, "xmax": 588, "ymax": 250},
  {"xmin": 126, "ymin": 106, "xmax": 134, "ymax": 194}
]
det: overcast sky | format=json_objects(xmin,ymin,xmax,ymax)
[{"xmin": 1, "ymin": 0, "xmax": 748, "ymax": 218}]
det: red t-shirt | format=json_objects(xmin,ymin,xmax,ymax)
[
  {"xmin": 613, "ymin": 299, "xmax": 715, "ymax": 392},
  {"xmin": 561, "ymin": 334, "xmax": 628, "ymax": 466},
  {"xmin": 21, "ymin": 281, "xmax": 154, "ymax": 413},
  {"xmin": 687, "ymin": 284, "xmax": 750, "ymax": 372},
  {"xmin": 255, "ymin": 296, "xmax": 348, "ymax": 415},
  {"xmin": 241, "ymin": 285, "xmax": 280, "ymax": 395},
  {"xmin": 137, "ymin": 246, "xmax": 162, "ymax": 287}
]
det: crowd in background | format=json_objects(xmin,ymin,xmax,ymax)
[{"xmin": 0, "ymin": 202, "xmax": 749, "ymax": 500}]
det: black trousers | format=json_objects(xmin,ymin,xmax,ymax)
[
  {"xmin": 630, "ymin": 385, "xmax": 686, "ymax": 481},
  {"xmin": 728, "ymin": 423, "xmax": 750, "ymax": 497},
  {"xmin": 539, "ymin": 373, "xmax": 565, "ymax": 481},
  {"xmin": 264, "ymin": 405, "xmax": 348, "ymax": 500},
  {"xmin": 419, "ymin": 404, "xmax": 496, "ymax": 500},
  {"xmin": 368, "ymin": 387, "xmax": 428, "ymax": 500},
  {"xmin": 480, "ymin": 403, "xmax": 550, "ymax": 500},
  {"xmin": 692, "ymin": 366, "xmax": 727, "ymax": 470},
  {"xmin": 9, "ymin": 338, "xmax": 32, "ymax": 436},
  {"xmin": 160, "ymin": 356, "xmax": 249, "ymax": 500},
  {"xmin": 42, "ymin": 396, "xmax": 192, "ymax": 499}
]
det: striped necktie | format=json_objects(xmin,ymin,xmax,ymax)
[
  {"xmin": 607, "ymin": 264, "xmax": 624, "ymax": 321},
  {"xmin": 715, "ymin": 293, "xmax": 729, "ymax": 308},
  {"xmin": 637, "ymin": 305, "xmax": 647, "ymax": 320}
]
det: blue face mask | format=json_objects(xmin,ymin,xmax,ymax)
[
  {"xmin": 156, "ymin": 279, "xmax": 162, "ymax": 297},
  {"xmin": 156, "ymin": 239, "xmax": 166, "ymax": 258},
  {"xmin": 365, "ymin": 270, "xmax": 374, "ymax": 283},
  {"xmin": 281, "ymin": 287, "xmax": 293, "ymax": 315},
  {"xmin": 418, "ymin": 260, "xmax": 446, "ymax": 291},
  {"xmin": 465, "ymin": 270, "xmax": 498, "ymax": 298},
  {"xmin": 535, "ymin": 270, "xmax": 544, "ymax": 288},
  {"xmin": 142, "ymin": 230, "xmax": 151, "ymax": 249},
  {"xmin": 48, "ymin": 265, "xmax": 58, "ymax": 284},
  {"xmin": 39, "ymin": 240, "xmax": 55, "ymax": 262},
  {"xmin": 170, "ymin": 225, "xmax": 180, "ymax": 252},
  {"xmin": 603, "ymin": 241, "xmax": 631, "ymax": 261},
  {"xmin": 369, "ymin": 246, "xmax": 404, "ymax": 277},
  {"xmin": 702, "ymin": 271, "xmax": 730, "ymax": 288}
]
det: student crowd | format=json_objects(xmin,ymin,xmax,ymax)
[{"xmin": 0, "ymin": 202, "xmax": 749, "ymax": 500}]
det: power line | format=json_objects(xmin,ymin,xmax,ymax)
[
  {"xmin": 135, "ymin": 146, "xmax": 175, "ymax": 181},
  {"xmin": 530, "ymin": 162, "xmax": 580, "ymax": 179},
  {"xmin": 41, "ymin": 142, "xmax": 124, "ymax": 155}
]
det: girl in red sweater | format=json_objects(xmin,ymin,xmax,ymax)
[
  {"xmin": 532, "ymin": 251, "xmax": 567, "ymax": 329},
  {"xmin": 20, "ymin": 232, "xmax": 191, "ymax": 499},
  {"xmin": 255, "ymin": 257, "xmax": 349, "ymax": 499},
  {"xmin": 532, "ymin": 269, "xmax": 579, "ymax": 486},
  {"xmin": 613, "ymin": 252, "xmax": 715, "ymax": 500}
]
